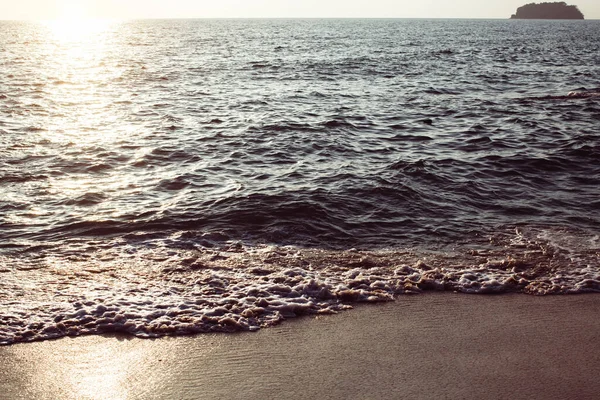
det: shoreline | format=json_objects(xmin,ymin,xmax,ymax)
[{"xmin": 1, "ymin": 293, "xmax": 599, "ymax": 399}]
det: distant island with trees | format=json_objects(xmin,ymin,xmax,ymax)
[{"xmin": 511, "ymin": 2, "xmax": 584, "ymax": 19}]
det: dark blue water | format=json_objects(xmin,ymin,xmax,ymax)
[{"xmin": 1, "ymin": 19, "xmax": 599, "ymax": 345}]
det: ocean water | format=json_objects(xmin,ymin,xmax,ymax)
[{"xmin": 1, "ymin": 19, "xmax": 599, "ymax": 345}]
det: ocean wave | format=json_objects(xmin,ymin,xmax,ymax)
[
  {"xmin": 1, "ymin": 18, "xmax": 599, "ymax": 345},
  {"xmin": 1, "ymin": 225, "xmax": 598, "ymax": 345}
]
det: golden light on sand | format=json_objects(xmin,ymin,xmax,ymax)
[{"xmin": 22, "ymin": 336, "xmax": 144, "ymax": 399}]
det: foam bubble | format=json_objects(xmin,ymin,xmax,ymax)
[{"xmin": 1, "ymin": 227, "xmax": 598, "ymax": 345}]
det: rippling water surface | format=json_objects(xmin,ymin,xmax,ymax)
[{"xmin": 1, "ymin": 19, "xmax": 599, "ymax": 344}]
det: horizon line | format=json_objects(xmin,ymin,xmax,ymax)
[{"xmin": 1, "ymin": 16, "xmax": 598, "ymax": 22}]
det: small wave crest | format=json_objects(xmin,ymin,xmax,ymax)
[{"xmin": 1, "ymin": 225, "xmax": 598, "ymax": 345}]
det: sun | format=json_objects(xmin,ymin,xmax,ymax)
[
  {"xmin": 44, "ymin": 1, "xmax": 112, "ymax": 43},
  {"xmin": 57, "ymin": 0, "xmax": 91, "ymax": 21}
]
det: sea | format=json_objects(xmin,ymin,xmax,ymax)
[{"xmin": 1, "ymin": 18, "xmax": 599, "ymax": 345}]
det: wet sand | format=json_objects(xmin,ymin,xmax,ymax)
[{"xmin": 1, "ymin": 293, "xmax": 599, "ymax": 400}]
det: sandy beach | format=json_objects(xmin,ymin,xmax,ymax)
[{"xmin": 1, "ymin": 293, "xmax": 599, "ymax": 400}]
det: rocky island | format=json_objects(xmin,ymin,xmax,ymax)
[{"xmin": 511, "ymin": 2, "xmax": 584, "ymax": 19}]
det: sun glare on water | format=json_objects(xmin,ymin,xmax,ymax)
[
  {"xmin": 44, "ymin": 1, "xmax": 112, "ymax": 42},
  {"xmin": 37, "ymin": 1, "xmax": 124, "ymax": 146}
]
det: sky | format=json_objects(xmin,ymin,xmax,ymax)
[{"xmin": 2, "ymin": 0, "xmax": 599, "ymax": 20}]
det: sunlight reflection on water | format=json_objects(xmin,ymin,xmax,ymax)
[
  {"xmin": 43, "ymin": 18, "xmax": 115, "ymax": 45},
  {"xmin": 38, "ymin": 19, "xmax": 127, "ymax": 144}
]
